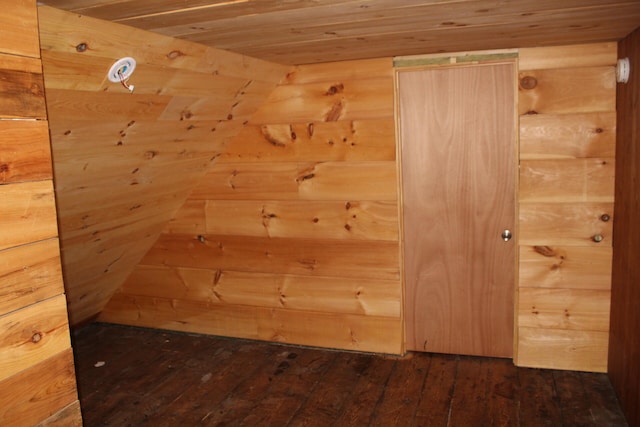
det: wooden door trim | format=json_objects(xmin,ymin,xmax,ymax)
[{"xmin": 394, "ymin": 58, "xmax": 520, "ymax": 357}]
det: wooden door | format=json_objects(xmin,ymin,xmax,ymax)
[{"xmin": 398, "ymin": 62, "xmax": 516, "ymax": 358}]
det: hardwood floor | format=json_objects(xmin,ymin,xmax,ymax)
[{"xmin": 72, "ymin": 323, "xmax": 627, "ymax": 426}]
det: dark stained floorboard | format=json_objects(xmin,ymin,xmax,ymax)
[{"xmin": 72, "ymin": 323, "xmax": 628, "ymax": 427}]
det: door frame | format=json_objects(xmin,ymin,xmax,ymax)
[{"xmin": 393, "ymin": 51, "xmax": 521, "ymax": 357}]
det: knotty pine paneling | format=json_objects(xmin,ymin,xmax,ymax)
[
  {"xmin": 0, "ymin": 181, "xmax": 59, "ymax": 251},
  {"xmin": 0, "ymin": 0, "xmax": 40, "ymax": 58},
  {"xmin": 0, "ymin": 349, "xmax": 79, "ymax": 426},
  {"xmin": 518, "ymin": 245, "xmax": 612, "ymax": 290},
  {"xmin": 0, "ymin": 295, "xmax": 71, "ymax": 383},
  {"xmin": 121, "ymin": 266, "xmax": 400, "ymax": 318},
  {"xmin": 102, "ymin": 294, "xmax": 402, "ymax": 354},
  {"xmin": 0, "ymin": 120, "xmax": 52, "ymax": 184},
  {"xmin": 0, "ymin": 53, "xmax": 46, "ymax": 119},
  {"xmin": 0, "ymin": 239, "xmax": 65, "ymax": 316},
  {"xmin": 0, "ymin": 2, "xmax": 80, "ymax": 423},
  {"xmin": 38, "ymin": 6, "xmax": 290, "ymax": 325},
  {"xmin": 101, "ymin": 57, "xmax": 403, "ymax": 354},
  {"xmin": 609, "ymin": 26, "xmax": 640, "ymax": 426},
  {"xmin": 519, "ymin": 112, "xmax": 616, "ymax": 160},
  {"xmin": 516, "ymin": 43, "xmax": 617, "ymax": 372}
]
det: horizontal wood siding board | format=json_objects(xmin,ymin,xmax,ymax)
[
  {"xmin": 519, "ymin": 158, "xmax": 615, "ymax": 203},
  {"xmin": 140, "ymin": 234, "xmax": 400, "ymax": 281},
  {"xmin": 0, "ymin": 180, "xmax": 58, "ymax": 251},
  {"xmin": 121, "ymin": 265, "xmax": 401, "ymax": 318},
  {"xmin": 518, "ymin": 202, "xmax": 613, "ymax": 246},
  {"xmin": 0, "ymin": 349, "xmax": 78, "ymax": 426},
  {"xmin": 0, "ymin": 0, "xmax": 40, "ymax": 58},
  {"xmin": 0, "ymin": 239, "xmax": 65, "ymax": 317},
  {"xmin": 519, "ymin": 288, "xmax": 611, "ymax": 332},
  {"xmin": 0, "ymin": 120, "xmax": 52, "ymax": 184},
  {"xmin": 204, "ymin": 200, "xmax": 399, "ymax": 241},
  {"xmin": 518, "ymin": 43, "xmax": 617, "ymax": 71},
  {"xmin": 44, "ymin": 89, "xmax": 171, "ymax": 122},
  {"xmin": 219, "ymin": 119, "xmax": 396, "ymax": 163},
  {"xmin": 287, "ymin": 58, "xmax": 393, "ymax": 84},
  {"xmin": 0, "ymin": 68, "xmax": 46, "ymax": 119},
  {"xmin": 0, "ymin": 295, "xmax": 72, "ymax": 383},
  {"xmin": 518, "ymin": 66, "xmax": 615, "ymax": 115},
  {"xmin": 99, "ymin": 293, "xmax": 402, "ymax": 354},
  {"xmin": 517, "ymin": 327, "xmax": 608, "ymax": 372},
  {"xmin": 519, "ymin": 112, "xmax": 616, "ymax": 159},
  {"xmin": 250, "ymin": 78, "xmax": 394, "ymax": 124},
  {"xmin": 518, "ymin": 245, "xmax": 612, "ymax": 290},
  {"xmin": 190, "ymin": 162, "xmax": 398, "ymax": 201},
  {"xmin": 162, "ymin": 200, "xmax": 207, "ymax": 235}
]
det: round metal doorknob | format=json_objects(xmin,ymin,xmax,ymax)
[{"xmin": 501, "ymin": 229, "xmax": 512, "ymax": 241}]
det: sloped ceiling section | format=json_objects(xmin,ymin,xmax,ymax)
[
  {"xmin": 38, "ymin": 6, "xmax": 291, "ymax": 325},
  {"xmin": 39, "ymin": 0, "xmax": 640, "ymax": 65}
]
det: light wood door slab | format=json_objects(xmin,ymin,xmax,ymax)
[{"xmin": 399, "ymin": 62, "xmax": 516, "ymax": 357}]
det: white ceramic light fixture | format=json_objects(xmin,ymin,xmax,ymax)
[{"xmin": 108, "ymin": 57, "xmax": 136, "ymax": 92}]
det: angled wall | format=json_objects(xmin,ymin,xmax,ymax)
[
  {"xmin": 38, "ymin": 6, "xmax": 290, "ymax": 325},
  {"xmin": 100, "ymin": 58, "xmax": 404, "ymax": 354}
]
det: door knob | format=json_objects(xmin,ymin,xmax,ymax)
[{"xmin": 501, "ymin": 229, "xmax": 512, "ymax": 241}]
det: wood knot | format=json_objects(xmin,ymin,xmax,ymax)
[
  {"xmin": 167, "ymin": 50, "xmax": 185, "ymax": 60},
  {"xmin": 75, "ymin": 42, "xmax": 88, "ymax": 52},
  {"xmin": 144, "ymin": 150, "xmax": 157, "ymax": 159},
  {"xmin": 520, "ymin": 76, "xmax": 538, "ymax": 90},
  {"xmin": 533, "ymin": 246, "xmax": 556, "ymax": 257},
  {"xmin": 31, "ymin": 332, "xmax": 42, "ymax": 343},
  {"xmin": 595, "ymin": 127, "xmax": 604, "ymax": 133},
  {"xmin": 325, "ymin": 83, "xmax": 344, "ymax": 95},
  {"xmin": 325, "ymin": 101, "xmax": 343, "ymax": 122},
  {"xmin": 0, "ymin": 163, "xmax": 9, "ymax": 173}
]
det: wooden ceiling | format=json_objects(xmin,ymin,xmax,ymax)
[{"xmin": 38, "ymin": 1, "xmax": 640, "ymax": 65}]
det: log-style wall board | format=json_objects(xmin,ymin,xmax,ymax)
[
  {"xmin": 0, "ymin": 1, "xmax": 81, "ymax": 424},
  {"xmin": 516, "ymin": 43, "xmax": 617, "ymax": 373},
  {"xmin": 38, "ymin": 6, "xmax": 290, "ymax": 326}
]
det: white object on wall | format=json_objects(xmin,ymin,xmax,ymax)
[
  {"xmin": 617, "ymin": 58, "xmax": 630, "ymax": 84},
  {"xmin": 108, "ymin": 57, "xmax": 136, "ymax": 92}
]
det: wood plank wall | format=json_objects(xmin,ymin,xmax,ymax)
[
  {"xmin": 517, "ymin": 43, "xmax": 617, "ymax": 372},
  {"xmin": 0, "ymin": 1, "xmax": 81, "ymax": 425},
  {"xmin": 609, "ymin": 27, "xmax": 640, "ymax": 426},
  {"xmin": 99, "ymin": 58, "xmax": 404, "ymax": 354},
  {"xmin": 37, "ymin": 6, "xmax": 289, "ymax": 325},
  {"xmin": 98, "ymin": 42, "xmax": 617, "ymax": 369}
]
